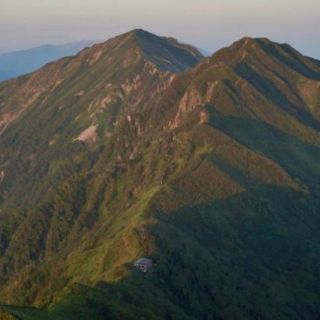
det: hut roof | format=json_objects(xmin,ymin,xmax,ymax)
[{"xmin": 134, "ymin": 257, "xmax": 153, "ymax": 268}]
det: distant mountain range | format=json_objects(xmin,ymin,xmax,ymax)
[
  {"xmin": 0, "ymin": 41, "xmax": 95, "ymax": 82},
  {"xmin": 0, "ymin": 29, "xmax": 320, "ymax": 319}
]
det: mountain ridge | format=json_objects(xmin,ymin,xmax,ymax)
[
  {"xmin": 0, "ymin": 29, "xmax": 204, "ymax": 306},
  {"xmin": 0, "ymin": 30, "xmax": 320, "ymax": 319}
]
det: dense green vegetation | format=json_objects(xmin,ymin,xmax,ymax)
[{"xmin": 0, "ymin": 30, "xmax": 320, "ymax": 319}]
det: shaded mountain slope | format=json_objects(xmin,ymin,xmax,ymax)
[
  {"xmin": 0, "ymin": 34, "xmax": 320, "ymax": 319},
  {"xmin": 0, "ymin": 29, "xmax": 203, "ymax": 306}
]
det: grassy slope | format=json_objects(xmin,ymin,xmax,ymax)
[
  {"xmin": 4, "ymin": 146, "xmax": 320, "ymax": 319},
  {"xmin": 1, "ymin": 36, "xmax": 320, "ymax": 319},
  {"xmin": 0, "ymin": 30, "xmax": 203, "ymax": 306}
]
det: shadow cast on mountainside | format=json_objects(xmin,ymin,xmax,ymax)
[
  {"xmin": 30, "ymin": 184, "xmax": 320, "ymax": 320},
  {"xmin": 4, "ymin": 115, "xmax": 320, "ymax": 320},
  {"xmin": 235, "ymin": 62, "xmax": 320, "ymax": 131},
  {"xmin": 5, "ymin": 183, "xmax": 320, "ymax": 320},
  {"xmin": 210, "ymin": 114, "xmax": 320, "ymax": 192},
  {"xmin": 254, "ymin": 39, "xmax": 320, "ymax": 81}
]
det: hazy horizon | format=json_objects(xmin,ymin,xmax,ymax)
[{"xmin": 2, "ymin": 0, "xmax": 320, "ymax": 58}]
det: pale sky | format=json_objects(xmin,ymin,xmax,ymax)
[{"xmin": 1, "ymin": 0, "xmax": 319, "ymax": 58}]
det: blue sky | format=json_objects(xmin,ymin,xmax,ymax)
[{"xmin": 1, "ymin": 0, "xmax": 319, "ymax": 57}]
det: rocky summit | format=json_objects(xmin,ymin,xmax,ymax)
[{"xmin": 0, "ymin": 29, "xmax": 320, "ymax": 319}]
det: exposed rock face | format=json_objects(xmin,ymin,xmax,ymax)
[
  {"xmin": 76, "ymin": 125, "xmax": 97, "ymax": 143},
  {"xmin": 0, "ymin": 113, "xmax": 16, "ymax": 135},
  {"xmin": 0, "ymin": 32, "xmax": 320, "ymax": 320},
  {"xmin": 0, "ymin": 29, "xmax": 204, "ymax": 306}
]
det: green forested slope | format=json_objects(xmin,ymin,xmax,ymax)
[{"xmin": 0, "ymin": 32, "xmax": 320, "ymax": 319}]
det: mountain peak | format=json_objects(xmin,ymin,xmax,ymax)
[
  {"xmin": 214, "ymin": 36, "xmax": 274, "ymax": 60},
  {"xmin": 126, "ymin": 28, "xmax": 154, "ymax": 37},
  {"xmin": 236, "ymin": 36, "xmax": 272, "ymax": 46},
  {"xmin": 119, "ymin": 28, "xmax": 157, "ymax": 43},
  {"xmin": 233, "ymin": 36, "xmax": 296, "ymax": 55},
  {"xmin": 1, "ymin": 29, "xmax": 320, "ymax": 319},
  {"xmin": 121, "ymin": 29, "xmax": 204, "ymax": 72},
  {"xmin": 81, "ymin": 29, "xmax": 203, "ymax": 74},
  {"xmin": 209, "ymin": 35, "xmax": 320, "ymax": 80}
]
